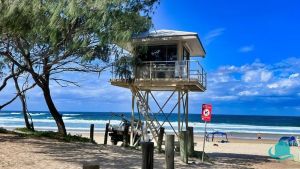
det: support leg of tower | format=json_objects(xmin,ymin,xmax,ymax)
[
  {"xmin": 130, "ymin": 93, "xmax": 135, "ymax": 146},
  {"xmin": 185, "ymin": 91, "xmax": 189, "ymax": 130},
  {"xmin": 178, "ymin": 91, "xmax": 181, "ymax": 134}
]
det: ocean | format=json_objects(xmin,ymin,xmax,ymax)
[{"xmin": 1, "ymin": 111, "xmax": 300, "ymax": 135}]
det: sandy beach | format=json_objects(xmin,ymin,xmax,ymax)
[{"xmin": 1, "ymin": 131, "xmax": 300, "ymax": 169}]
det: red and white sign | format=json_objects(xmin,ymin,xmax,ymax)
[{"xmin": 201, "ymin": 104, "xmax": 212, "ymax": 122}]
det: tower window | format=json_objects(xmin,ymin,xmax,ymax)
[{"xmin": 136, "ymin": 45, "xmax": 177, "ymax": 62}]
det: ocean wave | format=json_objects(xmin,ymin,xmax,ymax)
[
  {"xmin": 164, "ymin": 129, "xmax": 300, "ymax": 135},
  {"xmin": 1, "ymin": 125, "xmax": 300, "ymax": 135},
  {"xmin": 62, "ymin": 117, "xmax": 73, "ymax": 120},
  {"xmin": 11, "ymin": 112, "xmax": 21, "ymax": 115},
  {"xmin": 188, "ymin": 122, "xmax": 300, "ymax": 131},
  {"xmin": 0, "ymin": 117, "xmax": 122, "ymax": 125},
  {"xmin": 63, "ymin": 114, "xmax": 81, "ymax": 116},
  {"xmin": 1, "ymin": 117, "xmax": 300, "ymax": 135},
  {"xmin": 0, "ymin": 113, "xmax": 11, "ymax": 116},
  {"xmin": 30, "ymin": 113, "xmax": 47, "ymax": 116},
  {"xmin": 0, "ymin": 125, "xmax": 104, "ymax": 132},
  {"xmin": 1, "ymin": 124, "xmax": 299, "ymax": 135}
]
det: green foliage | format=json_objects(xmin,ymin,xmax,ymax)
[
  {"xmin": 0, "ymin": 127, "xmax": 9, "ymax": 133},
  {"xmin": 114, "ymin": 55, "xmax": 134, "ymax": 79},
  {"xmin": 15, "ymin": 127, "xmax": 33, "ymax": 133},
  {"xmin": 0, "ymin": 0, "xmax": 158, "ymax": 62},
  {"xmin": 15, "ymin": 127, "xmax": 90, "ymax": 142},
  {"xmin": 63, "ymin": 133, "xmax": 91, "ymax": 142},
  {"xmin": 0, "ymin": 0, "xmax": 158, "ymax": 134}
]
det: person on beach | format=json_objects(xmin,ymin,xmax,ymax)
[{"xmin": 257, "ymin": 133, "xmax": 262, "ymax": 139}]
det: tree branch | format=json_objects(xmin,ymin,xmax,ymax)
[
  {"xmin": 0, "ymin": 70, "xmax": 23, "ymax": 91},
  {"xmin": 50, "ymin": 78, "xmax": 80, "ymax": 87},
  {"xmin": 0, "ymin": 82, "xmax": 36, "ymax": 110}
]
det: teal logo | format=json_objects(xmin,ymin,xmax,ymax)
[{"xmin": 268, "ymin": 140, "xmax": 294, "ymax": 160}]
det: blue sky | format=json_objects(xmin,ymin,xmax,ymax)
[{"xmin": 2, "ymin": 0, "xmax": 300, "ymax": 116}]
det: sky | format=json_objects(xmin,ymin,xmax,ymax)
[{"xmin": 1, "ymin": 0, "xmax": 300, "ymax": 116}]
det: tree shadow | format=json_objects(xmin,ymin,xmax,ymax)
[
  {"xmin": 208, "ymin": 152, "xmax": 272, "ymax": 169},
  {"xmin": 0, "ymin": 133, "xmax": 27, "ymax": 142},
  {"xmin": 0, "ymin": 133, "xmax": 278, "ymax": 169}
]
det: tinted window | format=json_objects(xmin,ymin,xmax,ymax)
[
  {"xmin": 183, "ymin": 47, "xmax": 190, "ymax": 60},
  {"xmin": 136, "ymin": 45, "xmax": 177, "ymax": 62},
  {"xmin": 166, "ymin": 46, "xmax": 177, "ymax": 61}
]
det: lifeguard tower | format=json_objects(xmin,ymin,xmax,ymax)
[{"xmin": 111, "ymin": 30, "xmax": 206, "ymax": 146}]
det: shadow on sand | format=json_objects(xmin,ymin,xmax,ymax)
[
  {"xmin": 208, "ymin": 152, "xmax": 271, "ymax": 168},
  {"xmin": 1, "ymin": 134, "xmax": 274, "ymax": 169}
]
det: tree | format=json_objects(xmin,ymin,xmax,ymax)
[
  {"xmin": 12, "ymin": 64, "xmax": 35, "ymax": 131},
  {"xmin": 0, "ymin": 0, "xmax": 158, "ymax": 135},
  {"xmin": 0, "ymin": 60, "xmax": 36, "ymax": 130}
]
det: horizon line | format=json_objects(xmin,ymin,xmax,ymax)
[{"xmin": 1, "ymin": 110, "xmax": 299, "ymax": 117}]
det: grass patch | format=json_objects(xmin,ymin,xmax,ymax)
[
  {"xmin": 0, "ymin": 127, "xmax": 9, "ymax": 133},
  {"xmin": 15, "ymin": 127, "xmax": 34, "ymax": 133},
  {"xmin": 15, "ymin": 127, "xmax": 91, "ymax": 143}
]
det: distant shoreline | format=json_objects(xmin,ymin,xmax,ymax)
[
  {"xmin": 2, "ymin": 126, "xmax": 298, "ymax": 141},
  {"xmin": 1, "ymin": 110, "xmax": 300, "ymax": 117},
  {"xmin": 2, "ymin": 111, "xmax": 300, "ymax": 137}
]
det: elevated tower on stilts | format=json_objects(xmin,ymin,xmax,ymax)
[{"xmin": 111, "ymin": 30, "xmax": 207, "ymax": 147}]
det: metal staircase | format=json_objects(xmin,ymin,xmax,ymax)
[{"xmin": 130, "ymin": 85, "xmax": 161, "ymax": 144}]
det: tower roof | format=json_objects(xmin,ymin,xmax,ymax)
[
  {"xmin": 133, "ymin": 29, "xmax": 198, "ymax": 39},
  {"xmin": 126, "ymin": 30, "xmax": 206, "ymax": 57}
]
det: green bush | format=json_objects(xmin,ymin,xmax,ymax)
[
  {"xmin": 15, "ymin": 128, "xmax": 90, "ymax": 143},
  {"xmin": 15, "ymin": 127, "xmax": 34, "ymax": 133},
  {"xmin": 0, "ymin": 127, "xmax": 8, "ymax": 133}
]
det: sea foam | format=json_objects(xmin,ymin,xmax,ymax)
[{"xmin": 1, "ymin": 117, "xmax": 300, "ymax": 135}]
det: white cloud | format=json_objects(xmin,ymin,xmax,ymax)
[
  {"xmin": 208, "ymin": 57, "xmax": 300, "ymax": 101},
  {"xmin": 260, "ymin": 71, "xmax": 272, "ymax": 82},
  {"xmin": 242, "ymin": 69, "xmax": 272, "ymax": 83},
  {"xmin": 242, "ymin": 70, "xmax": 258, "ymax": 82},
  {"xmin": 267, "ymin": 78, "xmax": 298, "ymax": 89},
  {"xmin": 289, "ymin": 73, "xmax": 299, "ymax": 79},
  {"xmin": 238, "ymin": 90, "xmax": 258, "ymax": 96},
  {"xmin": 239, "ymin": 45, "xmax": 254, "ymax": 53},
  {"xmin": 267, "ymin": 83, "xmax": 279, "ymax": 89},
  {"xmin": 204, "ymin": 28, "xmax": 225, "ymax": 45},
  {"xmin": 210, "ymin": 95, "xmax": 238, "ymax": 101}
]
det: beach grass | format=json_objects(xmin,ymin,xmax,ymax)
[
  {"xmin": 0, "ymin": 127, "xmax": 10, "ymax": 133},
  {"xmin": 14, "ymin": 127, "xmax": 91, "ymax": 143}
]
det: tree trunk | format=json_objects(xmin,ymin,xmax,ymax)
[
  {"xmin": 19, "ymin": 94, "xmax": 32, "ymax": 130},
  {"xmin": 12, "ymin": 74, "xmax": 33, "ymax": 130},
  {"xmin": 42, "ymin": 86, "xmax": 67, "ymax": 136}
]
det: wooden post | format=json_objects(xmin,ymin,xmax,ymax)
[
  {"xmin": 123, "ymin": 125, "xmax": 129, "ymax": 147},
  {"xmin": 187, "ymin": 127, "xmax": 194, "ymax": 156},
  {"xmin": 202, "ymin": 122, "xmax": 207, "ymax": 162},
  {"xmin": 142, "ymin": 142, "xmax": 154, "ymax": 169},
  {"xmin": 157, "ymin": 127, "xmax": 165, "ymax": 153},
  {"xmin": 185, "ymin": 91, "xmax": 188, "ymax": 129},
  {"xmin": 104, "ymin": 123, "xmax": 109, "ymax": 145},
  {"xmin": 90, "ymin": 124, "xmax": 94, "ymax": 143},
  {"xmin": 165, "ymin": 134, "xmax": 174, "ymax": 169},
  {"xmin": 83, "ymin": 163, "xmax": 99, "ymax": 169},
  {"xmin": 180, "ymin": 131, "xmax": 188, "ymax": 163},
  {"xmin": 130, "ymin": 93, "xmax": 135, "ymax": 146}
]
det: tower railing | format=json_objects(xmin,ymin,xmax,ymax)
[{"xmin": 111, "ymin": 60, "xmax": 207, "ymax": 89}]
